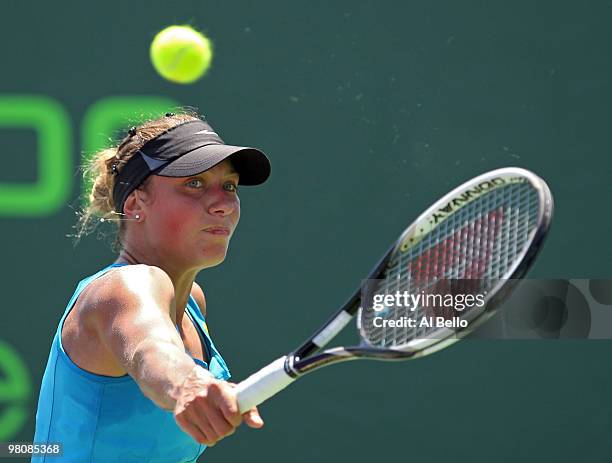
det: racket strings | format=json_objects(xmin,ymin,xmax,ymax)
[{"xmin": 360, "ymin": 181, "xmax": 540, "ymax": 348}]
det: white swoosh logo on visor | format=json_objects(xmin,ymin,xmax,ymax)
[{"xmin": 194, "ymin": 130, "xmax": 218, "ymax": 136}]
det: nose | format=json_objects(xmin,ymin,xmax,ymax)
[{"xmin": 207, "ymin": 187, "xmax": 238, "ymax": 217}]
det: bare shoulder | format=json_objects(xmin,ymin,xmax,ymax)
[
  {"xmin": 190, "ymin": 281, "xmax": 207, "ymax": 316},
  {"xmin": 63, "ymin": 264, "xmax": 178, "ymax": 377},
  {"xmin": 81, "ymin": 264, "xmax": 175, "ymax": 323}
]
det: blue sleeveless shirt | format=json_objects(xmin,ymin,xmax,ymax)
[{"xmin": 31, "ymin": 263, "xmax": 231, "ymax": 463}]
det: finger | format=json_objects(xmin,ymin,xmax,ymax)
[
  {"xmin": 175, "ymin": 413, "xmax": 212, "ymax": 445},
  {"xmin": 197, "ymin": 413, "xmax": 219, "ymax": 447},
  {"xmin": 206, "ymin": 405, "xmax": 236, "ymax": 439},
  {"xmin": 208, "ymin": 415, "xmax": 235, "ymax": 439},
  {"xmin": 242, "ymin": 407, "xmax": 264, "ymax": 429},
  {"xmin": 210, "ymin": 383, "xmax": 242, "ymax": 428},
  {"xmin": 184, "ymin": 406, "xmax": 219, "ymax": 446}
]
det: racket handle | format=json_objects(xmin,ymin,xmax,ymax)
[{"xmin": 236, "ymin": 356, "xmax": 295, "ymax": 414}]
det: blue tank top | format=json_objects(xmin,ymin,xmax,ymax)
[{"xmin": 31, "ymin": 263, "xmax": 231, "ymax": 463}]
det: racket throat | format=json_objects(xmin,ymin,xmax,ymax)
[{"xmin": 284, "ymin": 355, "xmax": 300, "ymax": 378}]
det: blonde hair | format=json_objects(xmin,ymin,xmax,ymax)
[{"xmin": 73, "ymin": 110, "xmax": 199, "ymax": 250}]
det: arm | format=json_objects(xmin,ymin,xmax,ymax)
[
  {"xmin": 85, "ymin": 265, "xmax": 262, "ymax": 444},
  {"xmin": 87, "ymin": 265, "xmax": 193, "ymax": 409}
]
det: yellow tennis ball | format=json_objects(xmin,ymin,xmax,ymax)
[{"xmin": 150, "ymin": 25, "xmax": 213, "ymax": 84}]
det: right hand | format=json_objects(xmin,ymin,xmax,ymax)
[{"xmin": 173, "ymin": 366, "xmax": 264, "ymax": 446}]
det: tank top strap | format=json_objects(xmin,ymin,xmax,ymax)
[{"xmin": 186, "ymin": 295, "xmax": 231, "ymax": 381}]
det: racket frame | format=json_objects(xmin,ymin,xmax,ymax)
[{"xmin": 289, "ymin": 167, "xmax": 553, "ymax": 375}]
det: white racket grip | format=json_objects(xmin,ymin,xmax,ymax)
[{"xmin": 236, "ymin": 356, "xmax": 295, "ymax": 414}]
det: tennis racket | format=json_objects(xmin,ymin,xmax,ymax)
[{"xmin": 236, "ymin": 167, "xmax": 553, "ymax": 413}]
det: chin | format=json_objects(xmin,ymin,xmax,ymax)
[{"xmin": 198, "ymin": 246, "xmax": 228, "ymax": 268}]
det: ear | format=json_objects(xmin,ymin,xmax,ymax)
[{"xmin": 122, "ymin": 189, "xmax": 145, "ymax": 220}]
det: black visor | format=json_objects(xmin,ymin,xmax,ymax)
[{"xmin": 112, "ymin": 120, "xmax": 270, "ymax": 212}]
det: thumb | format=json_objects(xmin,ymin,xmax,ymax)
[{"xmin": 243, "ymin": 407, "xmax": 264, "ymax": 429}]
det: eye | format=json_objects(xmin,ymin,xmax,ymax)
[
  {"xmin": 224, "ymin": 182, "xmax": 238, "ymax": 192},
  {"xmin": 185, "ymin": 178, "xmax": 204, "ymax": 188}
]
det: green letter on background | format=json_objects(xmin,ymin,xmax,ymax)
[
  {"xmin": 81, "ymin": 96, "xmax": 179, "ymax": 206},
  {"xmin": 0, "ymin": 96, "xmax": 71, "ymax": 216},
  {"xmin": 0, "ymin": 340, "xmax": 31, "ymax": 440}
]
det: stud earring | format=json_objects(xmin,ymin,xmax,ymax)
[{"xmin": 135, "ymin": 214, "xmax": 140, "ymax": 220}]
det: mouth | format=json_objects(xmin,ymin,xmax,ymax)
[{"xmin": 203, "ymin": 226, "xmax": 231, "ymax": 236}]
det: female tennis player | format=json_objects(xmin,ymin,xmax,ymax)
[{"xmin": 31, "ymin": 112, "xmax": 271, "ymax": 462}]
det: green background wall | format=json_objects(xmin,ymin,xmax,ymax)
[{"xmin": 1, "ymin": 1, "xmax": 611, "ymax": 461}]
